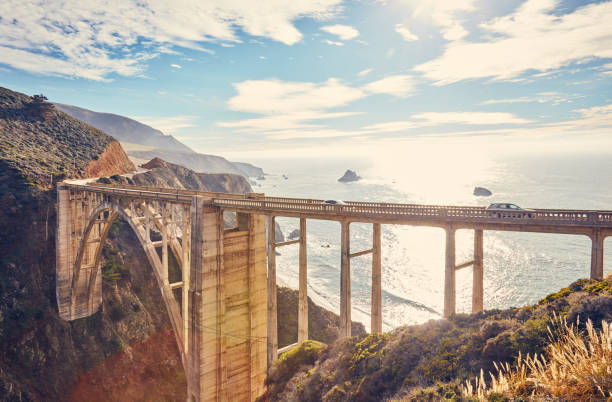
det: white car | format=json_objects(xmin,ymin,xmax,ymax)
[{"xmin": 486, "ymin": 203, "xmax": 533, "ymax": 218}]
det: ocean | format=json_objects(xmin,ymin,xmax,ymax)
[{"xmin": 237, "ymin": 140, "xmax": 612, "ymax": 330}]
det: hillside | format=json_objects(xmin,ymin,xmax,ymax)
[
  {"xmin": 265, "ymin": 275, "xmax": 612, "ymax": 401},
  {"xmin": 0, "ymin": 86, "xmax": 359, "ymax": 400},
  {"xmin": 54, "ymin": 103, "xmax": 193, "ymax": 154},
  {"xmin": 55, "ymin": 103, "xmax": 264, "ymax": 178}
]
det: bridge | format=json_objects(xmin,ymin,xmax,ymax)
[{"xmin": 56, "ymin": 182, "xmax": 612, "ymax": 401}]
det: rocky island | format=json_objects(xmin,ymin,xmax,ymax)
[
  {"xmin": 338, "ymin": 169, "xmax": 361, "ymax": 182},
  {"xmin": 473, "ymin": 186, "xmax": 493, "ymax": 196}
]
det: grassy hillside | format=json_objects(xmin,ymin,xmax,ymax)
[{"xmin": 266, "ymin": 276, "xmax": 612, "ymax": 401}]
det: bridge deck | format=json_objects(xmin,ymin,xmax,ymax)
[{"xmin": 63, "ymin": 182, "xmax": 612, "ymax": 235}]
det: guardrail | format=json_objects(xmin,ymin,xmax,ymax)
[{"xmin": 62, "ymin": 183, "xmax": 612, "ymax": 227}]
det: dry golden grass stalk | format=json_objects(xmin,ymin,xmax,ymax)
[{"xmin": 462, "ymin": 315, "xmax": 612, "ymax": 400}]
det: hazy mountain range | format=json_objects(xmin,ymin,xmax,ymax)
[{"xmin": 54, "ymin": 103, "xmax": 263, "ymax": 178}]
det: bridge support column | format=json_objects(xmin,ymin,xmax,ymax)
[
  {"xmin": 472, "ymin": 229, "xmax": 484, "ymax": 314},
  {"xmin": 298, "ymin": 218, "xmax": 308, "ymax": 343},
  {"xmin": 371, "ymin": 223, "xmax": 382, "ymax": 333},
  {"xmin": 590, "ymin": 229, "xmax": 604, "ymax": 280},
  {"xmin": 182, "ymin": 204, "xmax": 191, "ymax": 356},
  {"xmin": 267, "ymin": 215, "xmax": 278, "ymax": 368},
  {"xmin": 444, "ymin": 226, "xmax": 456, "ymax": 318},
  {"xmin": 162, "ymin": 202, "xmax": 168, "ymax": 285},
  {"xmin": 187, "ymin": 197, "xmax": 224, "ymax": 401},
  {"xmin": 340, "ymin": 221, "xmax": 351, "ymax": 337},
  {"xmin": 56, "ymin": 184, "xmax": 73, "ymax": 320}
]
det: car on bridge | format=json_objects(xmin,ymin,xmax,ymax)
[
  {"xmin": 486, "ymin": 203, "xmax": 534, "ymax": 218},
  {"xmin": 322, "ymin": 199, "xmax": 346, "ymax": 205}
]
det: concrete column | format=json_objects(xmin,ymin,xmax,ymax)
[
  {"xmin": 187, "ymin": 197, "xmax": 224, "ymax": 401},
  {"xmin": 182, "ymin": 204, "xmax": 191, "ymax": 355},
  {"xmin": 444, "ymin": 226, "xmax": 456, "ymax": 318},
  {"xmin": 340, "ymin": 221, "xmax": 351, "ymax": 337},
  {"xmin": 472, "ymin": 229, "xmax": 484, "ymax": 314},
  {"xmin": 247, "ymin": 211, "xmax": 268, "ymax": 401},
  {"xmin": 162, "ymin": 203, "xmax": 169, "ymax": 285},
  {"xmin": 371, "ymin": 223, "xmax": 382, "ymax": 333},
  {"xmin": 266, "ymin": 215, "xmax": 278, "ymax": 367},
  {"xmin": 145, "ymin": 201, "xmax": 151, "ymax": 243},
  {"xmin": 56, "ymin": 185, "xmax": 73, "ymax": 320},
  {"xmin": 298, "ymin": 218, "xmax": 308, "ymax": 343},
  {"xmin": 591, "ymin": 229, "xmax": 604, "ymax": 280}
]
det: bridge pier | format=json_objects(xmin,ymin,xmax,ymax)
[
  {"xmin": 188, "ymin": 197, "xmax": 267, "ymax": 401},
  {"xmin": 371, "ymin": 223, "xmax": 382, "ymax": 333},
  {"xmin": 590, "ymin": 229, "xmax": 604, "ymax": 280},
  {"xmin": 472, "ymin": 229, "xmax": 484, "ymax": 314},
  {"xmin": 340, "ymin": 220, "xmax": 351, "ymax": 337},
  {"xmin": 266, "ymin": 215, "xmax": 278, "ymax": 367},
  {"xmin": 298, "ymin": 218, "xmax": 308, "ymax": 343},
  {"xmin": 444, "ymin": 226, "xmax": 456, "ymax": 318}
]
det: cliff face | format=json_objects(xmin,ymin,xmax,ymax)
[{"xmin": 85, "ymin": 141, "xmax": 135, "ymax": 178}]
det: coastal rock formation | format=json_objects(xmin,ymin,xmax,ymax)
[
  {"xmin": 338, "ymin": 169, "xmax": 361, "ymax": 182},
  {"xmin": 288, "ymin": 229, "xmax": 300, "ymax": 240},
  {"xmin": 473, "ymin": 186, "xmax": 493, "ymax": 196}
]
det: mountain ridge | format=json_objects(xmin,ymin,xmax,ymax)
[{"xmin": 54, "ymin": 103, "xmax": 264, "ymax": 178}]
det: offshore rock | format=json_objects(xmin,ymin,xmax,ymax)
[
  {"xmin": 474, "ymin": 186, "xmax": 493, "ymax": 197},
  {"xmin": 338, "ymin": 169, "xmax": 361, "ymax": 182}
]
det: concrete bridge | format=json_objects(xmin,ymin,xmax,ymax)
[{"xmin": 56, "ymin": 182, "xmax": 612, "ymax": 401}]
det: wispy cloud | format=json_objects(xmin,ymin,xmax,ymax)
[
  {"xmin": 414, "ymin": 0, "xmax": 612, "ymax": 84},
  {"xmin": 363, "ymin": 112, "xmax": 531, "ymax": 133},
  {"xmin": 217, "ymin": 75, "xmax": 420, "ymax": 139},
  {"xmin": 0, "ymin": 0, "xmax": 343, "ymax": 80},
  {"xmin": 363, "ymin": 75, "xmax": 415, "ymax": 97},
  {"xmin": 394, "ymin": 24, "xmax": 418, "ymax": 41},
  {"xmin": 482, "ymin": 92, "xmax": 582, "ymax": 106},
  {"xmin": 323, "ymin": 39, "xmax": 344, "ymax": 46},
  {"xmin": 358, "ymin": 68, "xmax": 373, "ymax": 77},
  {"xmin": 410, "ymin": 0, "xmax": 477, "ymax": 41},
  {"xmin": 320, "ymin": 24, "xmax": 360, "ymax": 40},
  {"xmin": 170, "ymin": 64, "xmax": 182, "ymax": 69}
]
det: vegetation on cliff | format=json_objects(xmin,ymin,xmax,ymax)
[{"xmin": 266, "ymin": 275, "xmax": 612, "ymax": 401}]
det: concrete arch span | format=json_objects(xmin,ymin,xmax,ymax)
[{"xmin": 57, "ymin": 195, "xmax": 189, "ymax": 363}]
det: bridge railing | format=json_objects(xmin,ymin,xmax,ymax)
[
  {"xmin": 63, "ymin": 183, "xmax": 612, "ymax": 227},
  {"xmin": 212, "ymin": 197, "xmax": 612, "ymax": 227}
]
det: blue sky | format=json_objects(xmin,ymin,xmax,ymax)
[{"xmin": 1, "ymin": 0, "xmax": 611, "ymax": 158}]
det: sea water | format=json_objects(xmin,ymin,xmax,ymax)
[{"xmin": 240, "ymin": 142, "xmax": 612, "ymax": 330}]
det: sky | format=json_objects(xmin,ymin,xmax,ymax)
[{"xmin": 1, "ymin": 0, "xmax": 611, "ymax": 159}]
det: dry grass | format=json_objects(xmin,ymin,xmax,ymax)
[{"xmin": 462, "ymin": 315, "xmax": 612, "ymax": 400}]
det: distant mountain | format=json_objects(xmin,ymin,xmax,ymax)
[
  {"xmin": 54, "ymin": 103, "xmax": 264, "ymax": 178},
  {"xmin": 54, "ymin": 103, "xmax": 194, "ymax": 154}
]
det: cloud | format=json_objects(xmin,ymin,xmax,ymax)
[
  {"xmin": 412, "ymin": 112, "xmax": 531, "ymax": 125},
  {"xmin": 363, "ymin": 75, "xmax": 415, "ymax": 97},
  {"xmin": 323, "ymin": 39, "xmax": 344, "ymax": 46},
  {"xmin": 130, "ymin": 115, "xmax": 197, "ymax": 133},
  {"xmin": 320, "ymin": 24, "xmax": 360, "ymax": 40},
  {"xmin": 363, "ymin": 111, "xmax": 531, "ymax": 133},
  {"xmin": 481, "ymin": 92, "xmax": 582, "ymax": 106},
  {"xmin": 227, "ymin": 78, "xmax": 365, "ymax": 116},
  {"xmin": 170, "ymin": 64, "xmax": 182, "ymax": 69},
  {"xmin": 0, "ymin": 0, "xmax": 343, "ymax": 80},
  {"xmin": 410, "ymin": 0, "xmax": 477, "ymax": 40},
  {"xmin": 394, "ymin": 24, "xmax": 418, "ymax": 41},
  {"xmin": 414, "ymin": 0, "xmax": 612, "ymax": 84},
  {"xmin": 358, "ymin": 68, "xmax": 373, "ymax": 77}
]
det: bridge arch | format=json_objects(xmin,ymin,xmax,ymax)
[{"xmin": 57, "ymin": 192, "xmax": 189, "ymax": 363}]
